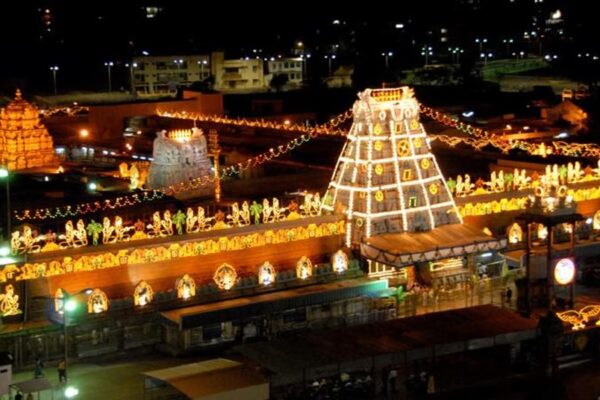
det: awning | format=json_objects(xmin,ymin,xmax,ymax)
[
  {"xmin": 361, "ymin": 223, "xmax": 507, "ymax": 267},
  {"xmin": 10, "ymin": 378, "xmax": 53, "ymax": 394},
  {"xmin": 143, "ymin": 358, "xmax": 269, "ymax": 400}
]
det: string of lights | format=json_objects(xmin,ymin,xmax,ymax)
[
  {"xmin": 157, "ymin": 109, "xmax": 353, "ymax": 136},
  {"xmin": 39, "ymin": 105, "xmax": 90, "ymax": 118},
  {"xmin": 14, "ymin": 191, "xmax": 165, "ymax": 221}
]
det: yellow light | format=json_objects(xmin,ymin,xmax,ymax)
[
  {"xmin": 554, "ymin": 258, "xmax": 575, "ymax": 285},
  {"xmin": 79, "ymin": 129, "xmax": 89, "ymax": 138}
]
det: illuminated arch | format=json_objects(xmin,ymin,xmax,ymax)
[
  {"xmin": 296, "ymin": 256, "xmax": 313, "ymax": 280},
  {"xmin": 87, "ymin": 289, "xmax": 109, "ymax": 314},
  {"xmin": 133, "ymin": 281, "xmax": 154, "ymax": 307},
  {"xmin": 176, "ymin": 274, "xmax": 196, "ymax": 300},
  {"xmin": 213, "ymin": 263, "xmax": 238, "ymax": 290},
  {"xmin": 537, "ymin": 224, "xmax": 548, "ymax": 240},
  {"xmin": 258, "ymin": 262, "xmax": 276, "ymax": 286},
  {"xmin": 331, "ymin": 250, "xmax": 349, "ymax": 273},
  {"xmin": 507, "ymin": 223, "xmax": 523, "ymax": 244},
  {"xmin": 594, "ymin": 210, "xmax": 600, "ymax": 230},
  {"xmin": 54, "ymin": 288, "xmax": 64, "ymax": 313}
]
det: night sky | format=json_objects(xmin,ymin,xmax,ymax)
[{"xmin": 0, "ymin": 0, "xmax": 598, "ymax": 93}]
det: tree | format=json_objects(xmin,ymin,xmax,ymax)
[
  {"xmin": 270, "ymin": 73, "xmax": 289, "ymax": 92},
  {"xmin": 87, "ymin": 220, "xmax": 103, "ymax": 246}
]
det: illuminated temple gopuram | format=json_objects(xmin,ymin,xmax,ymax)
[{"xmin": 0, "ymin": 89, "xmax": 57, "ymax": 170}]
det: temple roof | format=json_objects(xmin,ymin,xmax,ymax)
[{"xmin": 1, "ymin": 89, "xmax": 40, "ymax": 122}]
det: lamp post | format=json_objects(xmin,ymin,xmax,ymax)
[
  {"xmin": 173, "ymin": 59, "xmax": 184, "ymax": 84},
  {"xmin": 475, "ymin": 38, "xmax": 487, "ymax": 54},
  {"xmin": 503, "ymin": 39, "xmax": 514, "ymax": 58},
  {"xmin": 125, "ymin": 62, "xmax": 138, "ymax": 96},
  {"xmin": 420, "ymin": 46, "xmax": 433, "ymax": 66},
  {"xmin": 0, "ymin": 167, "xmax": 10, "ymax": 242},
  {"xmin": 61, "ymin": 293, "xmax": 77, "ymax": 382},
  {"xmin": 480, "ymin": 52, "xmax": 493, "ymax": 65},
  {"xmin": 49, "ymin": 66, "xmax": 59, "ymax": 95},
  {"xmin": 381, "ymin": 51, "xmax": 393, "ymax": 69},
  {"xmin": 104, "ymin": 62, "xmax": 114, "ymax": 92},
  {"xmin": 324, "ymin": 54, "xmax": 336, "ymax": 76},
  {"xmin": 197, "ymin": 59, "xmax": 208, "ymax": 80},
  {"xmin": 300, "ymin": 54, "xmax": 311, "ymax": 81}
]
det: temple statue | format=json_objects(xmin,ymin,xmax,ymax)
[
  {"xmin": 0, "ymin": 90, "xmax": 58, "ymax": 170},
  {"xmin": 146, "ymin": 128, "xmax": 214, "ymax": 196}
]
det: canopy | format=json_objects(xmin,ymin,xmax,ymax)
[
  {"xmin": 143, "ymin": 358, "xmax": 268, "ymax": 400},
  {"xmin": 10, "ymin": 378, "xmax": 53, "ymax": 394}
]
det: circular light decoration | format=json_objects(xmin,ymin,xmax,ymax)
[
  {"xmin": 375, "ymin": 164, "xmax": 384, "ymax": 175},
  {"xmin": 397, "ymin": 140, "xmax": 410, "ymax": 157},
  {"xmin": 296, "ymin": 256, "xmax": 313, "ymax": 280},
  {"xmin": 134, "ymin": 281, "xmax": 154, "ymax": 307},
  {"xmin": 177, "ymin": 274, "xmax": 196, "ymax": 300},
  {"xmin": 258, "ymin": 261, "xmax": 276, "ymax": 286},
  {"xmin": 87, "ymin": 289, "xmax": 109, "ymax": 314},
  {"xmin": 355, "ymin": 218, "xmax": 364, "ymax": 227},
  {"xmin": 429, "ymin": 183, "xmax": 439, "ymax": 195},
  {"xmin": 413, "ymin": 137, "xmax": 422, "ymax": 148},
  {"xmin": 410, "ymin": 119, "xmax": 420, "ymax": 130},
  {"xmin": 375, "ymin": 190, "xmax": 384, "ymax": 202},
  {"xmin": 420, "ymin": 158, "xmax": 430, "ymax": 170},
  {"xmin": 214, "ymin": 263, "xmax": 238, "ymax": 290},
  {"xmin": 331, "ymin": 250, "xmax": 349, "ymax": 273},
  {"xmin": 374, "ymin": 140, "xmax": 383, "ymax": 151},
  {"xmin": 554, "ymin": 258, "xmax": 575, "ymax": 285},
  {"xmin": 373, "ymin": 123, "xmax": 383, "ymax": 135}
]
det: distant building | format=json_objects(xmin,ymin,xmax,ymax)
[
  {"xmin": 132, "ymin": 55, "xmax": 211, "ymax": 96},
  {"xmin": 266, "ymin": 58, "xmax": 304, "ymax": 87},
  {"xmin": 212, "ymin": 52, "xmax": 266, "ymax": 93}
]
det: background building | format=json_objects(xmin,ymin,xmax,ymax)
[
  {"xmin": 132, "ymin": 55, "xmax": 211, "ymax": 96},
  {"xmin": 212, "ymin": 52, "xmax": 266, "ymax": 93},
  {"xmin": 266, "ymin": 57, "xmax": 304, "ymax": 88}
]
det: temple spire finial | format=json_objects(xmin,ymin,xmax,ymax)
[{"xmin": 15, "ymin": 89, "xmax": 22, "ymax": 100}]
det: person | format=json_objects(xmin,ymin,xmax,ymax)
[
  {"xmin": 388, "ymin": 369, "xmax": 398, "ymax": 392},
  {"xmin": 58, "ymin": 358, "xmax": 67, "ymax": 383},
  {"xmin": 34, "ymin": 358, "xmax": 44, "ymax": 378},
  {"xmin": 15, "ymin": 391, "xmax": 23, "ymax": 400},
  {"xmin": 506, "ymin": 287, "xmax": 513, "ymax": 304}
]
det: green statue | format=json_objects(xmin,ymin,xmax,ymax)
[
  {"xmin": 86, "ymin": 220, "xmax": 103, "ymax": 246},
  {"xmin": 173, "ymin": 210, "xmax": 186, "ymax": 235},
  {"xmin": 250, "ymin": 201, "xmax": 263, "ymax": 224}
]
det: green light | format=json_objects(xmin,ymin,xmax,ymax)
[
  {"xmin": 0, "ymin": 167, "xmax": 8, "ymax": 178},
  {"xmin": 64, "ymin": 386, "xmax": 79, "ymax": 398},
  {"xmin": 65, "ymin": 299, "xmax": 77, "ymax": 312}
]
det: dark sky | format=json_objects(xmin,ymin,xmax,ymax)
[{"xmin": 0, "ymin": 0, "xmax": 598, "ymax": 93}]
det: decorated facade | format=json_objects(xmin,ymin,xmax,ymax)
[
  {"xmin": 146, "ymin": 128, "xmax": 213, "ymax": 193},
  {"xmin": 321, "ymin": 87, "xmax": 460, "ymax": 245},
  {"xmin": 0, "ymin": 89, "xmax": 58, "ymax": 170}
]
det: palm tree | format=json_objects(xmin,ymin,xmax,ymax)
[{"xmin": 87, "ymin": 220, "xmax": 103, "ymax": 246}]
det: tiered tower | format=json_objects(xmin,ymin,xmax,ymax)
[
  {"xmin": 321, "ymin": 87, "xmax": 461, "ymax": 245},
  {"xmin": 0, "ymin": 90, "xmax": 58, "ymax": 170}
]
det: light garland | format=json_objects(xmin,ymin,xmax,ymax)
[
  {"xmin": 14, "ymin": 191, "xmax": 165, "ymax": 221},
  {"xmin": 157, "ymin": 108, "xmax": 352, "ymax": 136}
]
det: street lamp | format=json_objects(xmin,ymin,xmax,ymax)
[
  {"xmin": 0, "ymin": 167, "xmax": 10, "ymax": 242},
  {"xmin": 173, "ymin": 59, "xmax": 184, "ymax": 84},
  {"xmin": 49, "ymin": 66, "xmax": 59, "ymax": 95},
  {"xmin": 381, "ymin": 51, "xmax": 393, "ymax": 69},
  {"xmin": 64, "ymin": 386, "xmax": 79, "ymax": 398},
  {"xmin": 480, "ymin": 52, "xmax": 493, "ymax": 65},
  {"xmin": 104, "ymin": 62, "xmax": 114, "ymax": 92},
  {"xmin": 503, "ymin": 39, "xmax": 514, "ymax": 57},
  {"xmin": 324, "ymin": 54, "xmax": 336, "ymax": 76},
  {"xmin": 448, "ymin": 47, "xmax": 463, "ymax": 64},
  {"xmin": 300, "ymin": 54, "xmax": 311, "ymax": 81},
  {"xmin": 420, "ymin": 46, "xmax": 433, "ymax": 66},
  {"xmin": 58, "ymin": 292, "xmax": 78, "ymax": 384},
  {"xmin": 125, "ymin": 62, "xmax": 138, "ymax": 96},
  {"xmin": 475, "ymin": 38, "xmax": 488, "ymax": 53},
  {"xmin": 197, "ymin": 59, "xmax": 208, "ymax": 80}
]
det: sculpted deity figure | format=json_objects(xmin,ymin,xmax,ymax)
[
  {"xmin": 102, "ymin": 217, "xmax": 115, "ymax": 244},
  {"xmin": 186, "ymin": 207, "xmax": 198, "ymax": 233},
  {"xmin": 262, "ymin": 198, "xmax": 272, "ymax": 223}
]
